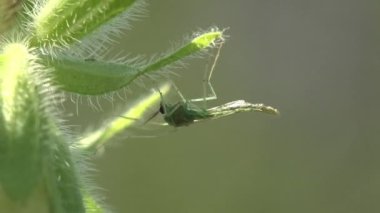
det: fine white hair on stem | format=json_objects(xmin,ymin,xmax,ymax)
[
  {"xmin": 67, "ymin": 0, "xmax": 148, "ymax": 56},
  {"xmin": 24, "ymin": 0, "xmax": 147, "ymax": 58},
  {"xmin": 49, "ymin": 26, "xmax": 226, "ymax": 117}
]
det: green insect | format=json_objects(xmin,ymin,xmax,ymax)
[
  {"xmin": 157, "ymin": 91, "xmax": 278, "ymax": 127},
  {"xmin": 151, "ymin": 41, "xmax": 278, "ymax": 127}
]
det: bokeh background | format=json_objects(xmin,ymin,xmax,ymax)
[{"xmin": 68, "ymin": 0, "xmax": 380, "ymax": 212}]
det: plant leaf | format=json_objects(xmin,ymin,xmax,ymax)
[{"xmin": 43, "ymin": 29, "xmax": 225, "ymax": 95}]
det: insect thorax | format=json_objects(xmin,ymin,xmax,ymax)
[{"xmin": 163, "ymin": 102, "xmax": 210, "ymax": 127}]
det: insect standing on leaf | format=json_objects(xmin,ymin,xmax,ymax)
[{"xmin": 149, "ymin": 40, "xmax": 279, "ymax": 127}]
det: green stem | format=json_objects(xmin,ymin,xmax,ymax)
[
  {"xmin": 0, "ymin": 42, "xmax": 84, "ymax": 212},
  {"xmin": 31, "ymin": 0, "xmax": 139, "ymax": 47},
  {"xmin": 78, "ymin": 83, "xmax": 171, "ymax": 153}
]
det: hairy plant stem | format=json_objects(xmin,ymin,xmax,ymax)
[
  {"xmin": 0, "ymin": 43, "xmax": 84, "ymax": 212},
  {"xmin": 0, "ymin": 0, "xmax": 230, "ymax": 212}
]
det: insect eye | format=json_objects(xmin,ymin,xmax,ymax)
[{"xmin": 159, "ymin": 104, "xmax": 165, "ymax": 114}]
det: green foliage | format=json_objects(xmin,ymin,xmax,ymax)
[
  {"xmin": 42, "ymin": 31, "xmax": 223, "ymax": 95},
  {"xmin": 31, "ymin": 0, "xmax": 138, "ymax": 47},
  {"xmin": 0, "ymin": 0, "xmax": 225, "ymax": 212}
]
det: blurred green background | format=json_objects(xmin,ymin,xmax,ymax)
[{"xmin": 67, "ymin": 0, "xmax": 380, "ymax": 212}]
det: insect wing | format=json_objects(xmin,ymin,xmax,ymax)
[{"xmin": 207, "ymin": 100, "xmax": 279, "ymax": 119}]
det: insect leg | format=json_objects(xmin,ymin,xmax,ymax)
[
  {"xmin": 169, "ymin": 81, "xmax": 187, "ymax": 102},
  {"xmin": 189, "ymin": 41, "xmax": 224, "ymax": 103}
]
